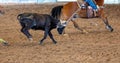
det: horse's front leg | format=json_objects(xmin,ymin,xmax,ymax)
[
  {"xmin": 21, "ymin": 27, "xmax": 33, "ymax": 41},
  {"xmin": 39, "ymin": 27, "xmax": 49, "ymax": 45},
  {"xmin": 48, "ymin": 31, "xmax": 57, "ymax": 44},
  {"xmin": 71, "ymin": 20, "xmax": 88, "ymax": 33},
  {"xmin": 101, "ymin": 14, "xmax": 114, "ymax": 32}
]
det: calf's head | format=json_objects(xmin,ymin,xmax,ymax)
[{"xmin": 57, "ymin": 21, "xmax": 67, "ymax": 34}]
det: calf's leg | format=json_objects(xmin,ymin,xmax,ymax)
[
  {"xmin": 21, "ymin": 27, "xmax": 33, "ymax": 41},
  {"xmin": 39, "ymin": 28, "xmax": 49, "ymax": 45},
  {"xmin": 48, "ymin": 31, "xmax": 57, "ymax": 44}
]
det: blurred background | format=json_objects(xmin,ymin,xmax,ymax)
[{"xmin": 0, "ymin": 0, "xmax": 119, "ymax": 4}]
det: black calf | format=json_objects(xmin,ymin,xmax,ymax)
[{"xmin": 17, "ymin": 13, "xmax": 61, "ymax": 44}]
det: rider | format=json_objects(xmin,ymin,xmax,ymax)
[{"xmin": 81, "ymin": 0, "xmax": 98, "ymax": 16}]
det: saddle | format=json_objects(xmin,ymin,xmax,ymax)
[
  {"xmin": 87, "ymin": 6, "xmax": 99, "ymax": 18},
  {"xmin": 80, "ymin": 0, "xmax": 100, "ymax": 18},
  {"xmin": 81, "ymin": 5, "xmax": 100, "ymax": 18}
]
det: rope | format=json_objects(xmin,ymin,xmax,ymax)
[{"xmin": 66, "ymin": 1, "xmax": 81, "ymax": 24}]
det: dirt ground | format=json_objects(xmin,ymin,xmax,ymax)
[{"xmin": 0, "ymin": 3, "xmax": 120, "ymax": 63}]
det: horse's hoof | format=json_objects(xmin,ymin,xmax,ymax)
[
  {"xmin": 109, "ymin": 28, "xmax": 114, "ymax": 32},
  {"xmin": 82, "ymin": 29, "xmax": 88, "ymax": 34},
  {"xmin": 53, "ymin": 41, "xmax": 57, "ymax": 44},
  {"xmin": 106, "ymin": 25, "xmax": 114, "ymax": 32},
  {"xmin": 109, "ymin": 26, "xmax": 114, "ymax": 32}
]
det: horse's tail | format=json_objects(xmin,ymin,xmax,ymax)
[{"xmin": 51, "ymin": 5, "xmax": 63, "ymax": 19}]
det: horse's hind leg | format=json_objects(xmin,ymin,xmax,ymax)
[
  {"xmin": 101, "ymin": 15, "xmax": 113, "ymax": 32},
  {"xmin": 71, "ymin": 20, "xmax": 88, "ymax": 33},
  {"xmin": 48, "ymin": 31, "xmax": 57, "ymax": 44}
]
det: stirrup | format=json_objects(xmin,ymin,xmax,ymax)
[
  {"xmin": 93, "ymin": 11, "xmax": 99, "ymax": 17},
  {"xmin": 81, "ymin": 4, "xmax": 86, "ymax": 9}
]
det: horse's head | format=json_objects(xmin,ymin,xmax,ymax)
[{"xmin": 57, "ymin": 21, "xmax": 67, "ymax": 34}]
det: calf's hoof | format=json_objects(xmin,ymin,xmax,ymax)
[
  {"xmin": 2, "ymin": 42, "xmax": 8, "ymax": 46},
  {"xmin": 39, "ymin": 41, "xmax": 43, "ymax": 45},
  {"xmin": 53, "ymin": 41, "xmax": 57, "ymax": 44},
  {"xmin": 29, "ymin": 38, "xmax": 33, "ymax": 42},
  {"xmin": 63, "ymin": 34, "xmax": 69, "ymax": 36},
  {"xmin": 82, "ymin": 29, "xmax": 88, "ymax": 34}
]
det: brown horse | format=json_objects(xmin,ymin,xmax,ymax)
[{"xmin": 51, "ymin": 0, "xmax": 113, "ymax": 34}]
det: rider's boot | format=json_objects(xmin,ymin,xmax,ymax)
[{"xmin": 93, "ymin": 9, "xmax": 98, "ymax": 17}]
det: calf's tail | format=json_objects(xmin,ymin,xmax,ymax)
[{"xmin": 17, "ymin": 14, "xmax": 22, "ymax": 21}]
